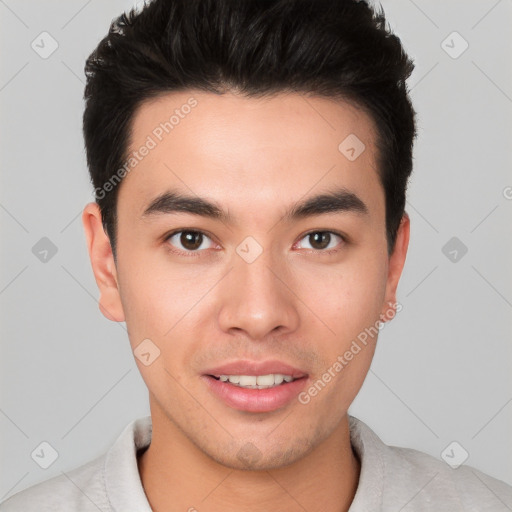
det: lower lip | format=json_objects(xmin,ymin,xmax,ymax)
[{"xmin": 202, "ymin": 375, "xmax": 308, "ymax": 413}]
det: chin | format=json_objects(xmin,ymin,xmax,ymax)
[{"xmin": 200, "ymin": 435, "xmax": 318, "ymax": 471}]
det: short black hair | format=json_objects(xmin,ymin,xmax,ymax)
[{"xmin": 83, "ymin": 0, "xmax": 416, "ymax": 260}]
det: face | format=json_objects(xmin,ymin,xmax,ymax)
[{"xmin": 83, "ymin": 90, "xmax": 409, "ymax": 470}]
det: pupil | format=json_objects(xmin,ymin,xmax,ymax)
[
  {"xmin": 181, "ymin": 231, "xmax": 202, "ymax": 250},
  {"xmin": 310, "ymin": 232, "xmax": 330, "ymax": 250}
]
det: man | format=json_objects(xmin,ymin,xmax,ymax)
[{"xmin": 1, "ymin": 0, "xmax": 511, "ymax": 510}]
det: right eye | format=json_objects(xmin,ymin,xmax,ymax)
[{"xmin": 164, "ymin": 230, "xmax": 217, "ymax": 256}]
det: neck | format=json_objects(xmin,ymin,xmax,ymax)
[{"xmin": 138, "ymin": 406, "xmax": 360, "ymax": 512}]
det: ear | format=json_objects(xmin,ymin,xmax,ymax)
[
  {"xmin": 380, "ymin": 212, "xmax": 410, "ymax": 322},
  {"xmin": 82, "ymin": 202, "xmax": 125, "ymax": 322}
]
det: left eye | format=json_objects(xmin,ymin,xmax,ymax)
[{"xmin": 295, "ymin": 231, "xmax": 344, "ymax": 251}]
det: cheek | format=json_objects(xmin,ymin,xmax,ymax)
[
  {"xmin": 301, "ymin": 254, "xmax": 388, "ymax": 342},
  {"xmin": 116, "ymin": 253, "xmax": 219, "ymax": 366},
  {"xmin": 295, "ymin": 256, "xmax": 387, "ymax": 403},
  {"xmin": 115, "ymin": 251, "xmax": 175, "ymax": 346},
  {"xmin": 116, "ymin": 264, "xmax": 199, "ymax": 395}
]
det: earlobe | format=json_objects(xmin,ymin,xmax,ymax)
[
  {"xmin": 82, "ymin": 202, "xmax": 125, "ymax": 322},
  {"xmin": 380, "ymin": 213, "xmax": 410, "ymax": 321}
]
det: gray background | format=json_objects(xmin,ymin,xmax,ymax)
[{"xmin": 1, "ymin": 0, "xmax": 511, "ymax": 500}]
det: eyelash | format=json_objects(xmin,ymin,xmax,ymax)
[{"xmin": 162, "ymin": 229, "xmax": 347, "ymax": 258}]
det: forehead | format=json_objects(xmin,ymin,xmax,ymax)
[{"xmin": 117, "ymin": 90, "xmax": 384, "ymax": 224}]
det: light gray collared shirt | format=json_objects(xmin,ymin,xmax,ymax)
[{"xmin": 1, "ymin": 415, "xmax": 511, "ymax": 511}]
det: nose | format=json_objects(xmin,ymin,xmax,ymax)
[{"xmin": 216, "ymin": 248, "xmax": 300, "ymax": 341}]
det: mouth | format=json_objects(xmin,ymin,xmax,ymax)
[
  {"xmin": 202, "ymin": 360, "xmax": 309, "ymax": 413},
  {"xmin": 208, "ymin": 373, "xmax": 302, "ymax": 389}
]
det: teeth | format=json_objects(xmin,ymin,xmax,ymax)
[
  {"xmin": 217, "ymin": 374, "xmax": 296, "ymax": 388},
  {"xmin": 256, "ymin": 375, "xmax": 274, "ymax": 386},
  {"xmin": 239, "ymin": 375, "xmax": 257, "ymax": 386}
]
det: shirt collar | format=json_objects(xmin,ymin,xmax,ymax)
[
  {"xmin": 104, "ymin": 415, "xmax": 153, "ymax": 512},
  {"xmin": 103, "ymin": 414, "xmax": 383, "ymax": 512}
]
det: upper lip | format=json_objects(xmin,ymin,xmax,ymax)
[{"xmin": 204, "ymin": 360, "xmax": 308, "ymax": 379}]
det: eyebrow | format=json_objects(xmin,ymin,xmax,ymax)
[{"xmin": 141, "ymin": 187, "xmax": 369, "ymax": 223}]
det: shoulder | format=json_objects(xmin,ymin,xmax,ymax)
[
  {"xmin": 0, "ymin": 416, "xmax": 152, "ymax": 512},
  {"xmin": 349, "ymin": 416, "xmax": 512, "ymax": 511},
  {"xmin": 0, "ymin": 454, "xmax": 109, "ymax": 512},
  {"xmin": 389, "ymin": 444, "xmax": 512, "ymax": 511}
]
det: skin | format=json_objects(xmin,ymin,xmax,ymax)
[{"xmin": 82, "ymin": 90, "xmax": 410, "ymax": 512}]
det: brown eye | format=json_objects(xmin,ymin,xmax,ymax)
[
  {"xmin": 309, "ymin": 232, "xmax": 331, "ymax": 250},
  {"xmin": 166, "ymin": 230, "xmax": 214, "ymax": 253},
  {"xmin": 297, "ymin": 231, "xmax": 345, "ymax": 252}
]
